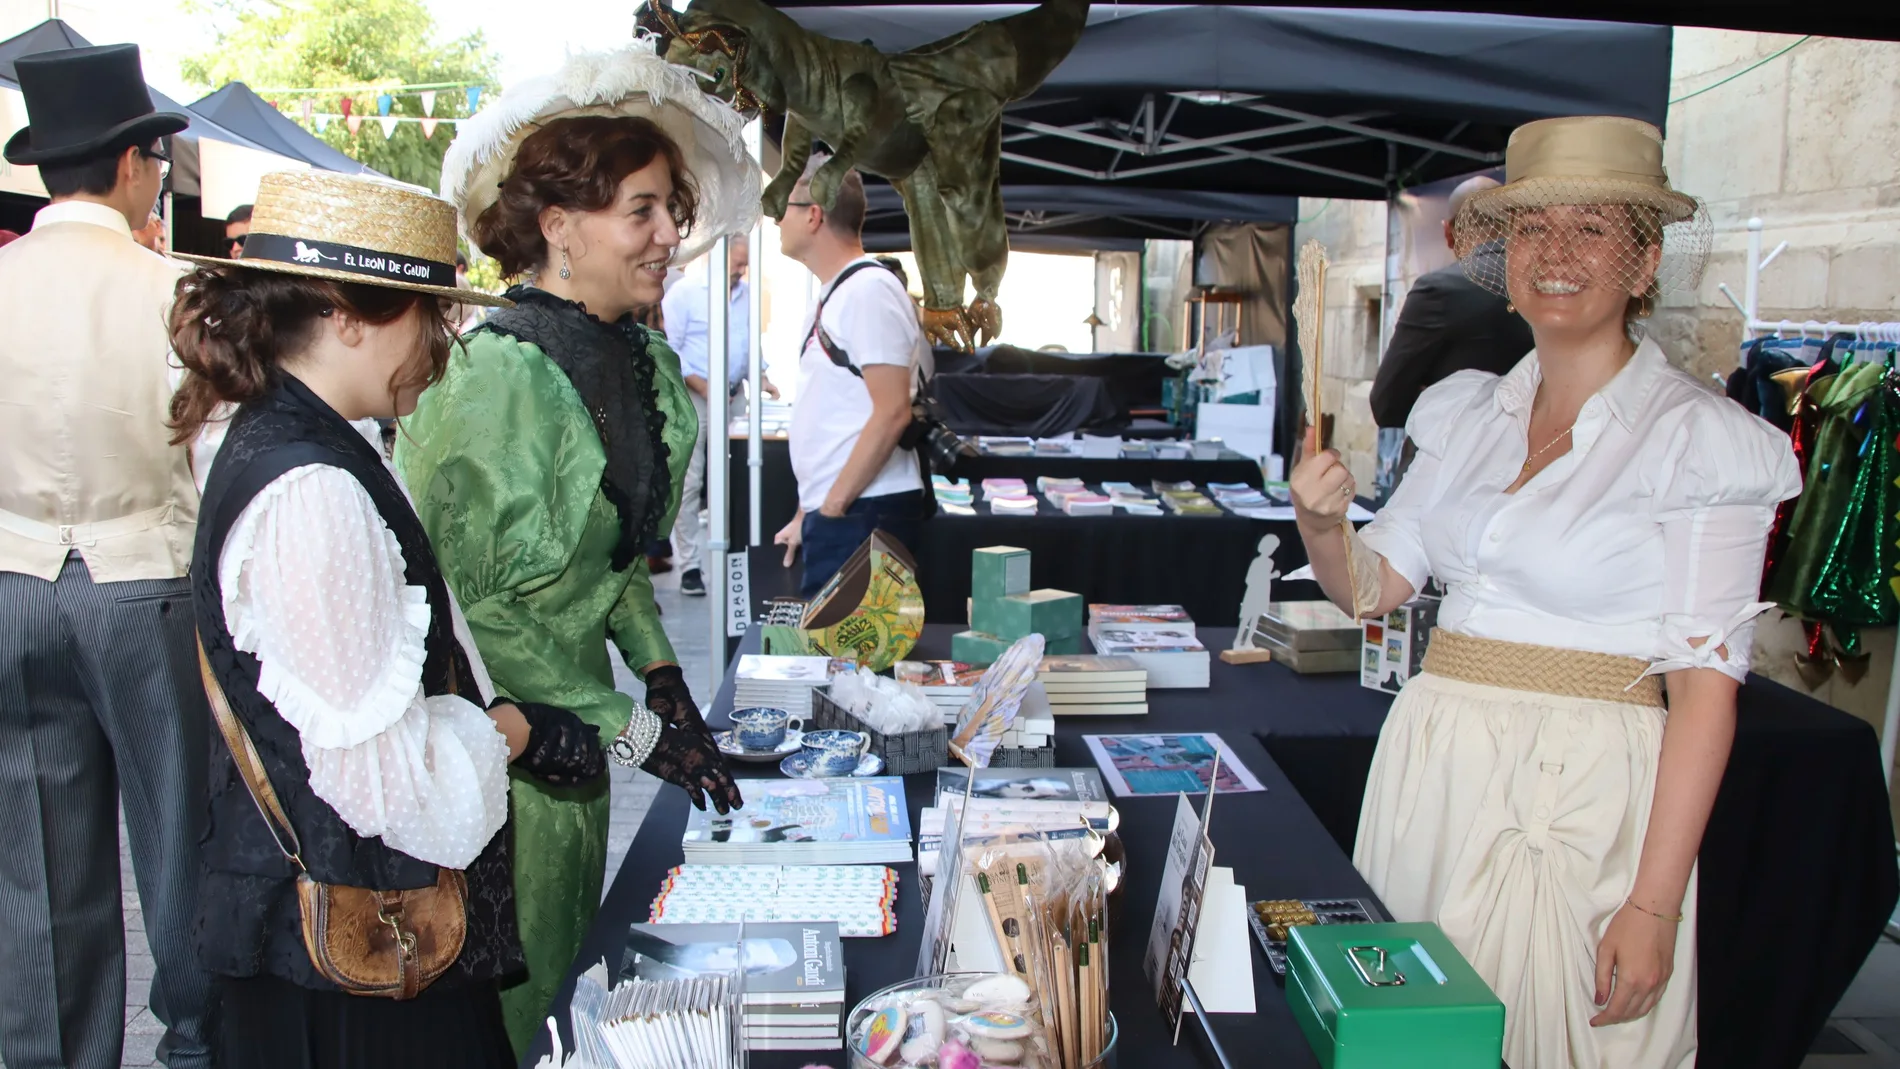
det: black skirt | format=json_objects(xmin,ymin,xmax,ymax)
[{"xmin": 217, "ymin": 975, "xmax": 515, "ymax": 1069}]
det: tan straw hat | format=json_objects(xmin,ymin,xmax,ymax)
[
  {"xmin": 1462, "ymin": 116, "xmax": 1697, "ymax": 224},
  {"xmin": 1454, "ymin": 115, "xmax": 1711, "ymax": 302},
  {"xmin": 440, "ymin": 39, "xmax": 759, "ymax": 266},
  {"xmin": 176, "ymin": 170, "xmax": 510, "ymax": 307}
]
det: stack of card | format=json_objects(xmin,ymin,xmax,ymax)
[
  {"xmin": 622, "ymin": 922, "xmax": 847, "ymax": 1052},
  {"xmin": 1061, "ymin": 493, "xmax": 1113, "ymax": 516},
  {"xmin": 1209, "ymin": 482, "xmax": 1272, "ymax": 508},
  {"xmin": 563, "ymin": 966, "xmax": 741, "ymax": 1069},
  {"xmin": 980, "ymin": 478, "xmax": 1029, "ymax": 499},
  {"xmin": 649, "ymin": 865, "xmax": 900, "ymax": 937},
  {"xmin": 1039, "ymin": 654, "xmax": 1149, "ymax": 715},
  {"xmin": 733, "ymin": 655, "xmax": 838, "ymax": 718},
  {"xmin": 990, "ymin": 494, "xmax": 1040, "ymax": 515}
]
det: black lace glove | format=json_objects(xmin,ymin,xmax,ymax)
[
  {"xmin": 643, "ymin": 664, "xmax": 713, "ymax": 743},
  {"xmin": 641, "ymin": 725, "xmax": 743, "ymax": 814},
  {"xmin": 512, "ymin": 702, "xmax": 606, "ymax": 787}
]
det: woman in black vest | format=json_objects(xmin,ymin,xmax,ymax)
[{"xmin": 166, "ymin": 172, "xmax": 608, "ymax": 1067}]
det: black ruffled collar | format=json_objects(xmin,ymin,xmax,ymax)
[{"xmin": 478, "ymin": 286, "xmax": 672, "ymax": 571}]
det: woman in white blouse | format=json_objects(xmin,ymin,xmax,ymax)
[
  {"xmin": 1291, "ymin": 117, "xmax": 1800, "ymax": 1068},
  {"xmin": 166, "ymin": 173, "xmax": 609, "ymax": 1068}
]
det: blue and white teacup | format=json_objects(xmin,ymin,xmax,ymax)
[
  {"xmin": 800, "ymin": 729, "xmax": 869, "ymax": 776},
  {"xmin": 729, "ymin": 707, "xmax": 803, "ymax": 752}
]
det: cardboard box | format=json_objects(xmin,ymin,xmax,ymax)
[{"xmin": 1360, "ymin": 597, "xmax": 1439, "ymax": 694}]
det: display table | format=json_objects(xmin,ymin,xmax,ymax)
[
  {"xmin": 525, "ymin": 626, "xmax": 1896, "ymax": 1069},
  {"xmin": 722, "ymin": 435, "xmax": 1265, "ymax": 555}
]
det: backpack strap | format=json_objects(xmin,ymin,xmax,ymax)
[{"xmin": 803, "ymin": 260, "xmax": 893, "ymax": 379}]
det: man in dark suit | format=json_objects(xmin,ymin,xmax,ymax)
[{"xmin": 1369, "ymin": 176, "xmax": 1534, "ymax": 429}]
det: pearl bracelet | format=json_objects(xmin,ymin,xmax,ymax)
[{"xmin": 607, "ymin": 706, "xmax": 662, "ymax": 768}]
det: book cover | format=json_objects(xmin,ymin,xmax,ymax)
[
  {"xmin": 683, "ymin": 777, "xmax": 912, "ymax": 850},
  {"xmin": 1040, "ymin": 654, "xmax": 1147, "ymax": 683},
  {"xmin": 735, "ymin": 655, "xmax": 838, "ymax": 684},
  {"xmin": 934, "ymin": 766, "xmax": 1107, "ymax": 806},
  {"xmin": 1093, "ymin": 626, "xmax": 1207, "ymax": 652},
  {"xmin": 1087, "ymin": 604, "xmax": 1191, "ymax": 623},
  {"xmin": 893, "ymin": 660, "xmax": 985, "ymax": 690},
  {"xmin": 622, "ymin": 921, "xmax": 843, "ymax": 1004}
]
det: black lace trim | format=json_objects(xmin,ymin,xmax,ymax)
[{"xmin": 478, "ymin": 286, "xmax": 672, "ymax": 572}]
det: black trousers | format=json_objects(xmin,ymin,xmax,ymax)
[
  {"xmin": 218, "ymin": 975, "xmax": 514, "ymax": 1069},
  {"xmin": 799, "ymin": 490, "xmax": 925, "ymax": 597},
  {"xmin": 0, "ymin": 557, "xmax": 214, "ymax": 1068}
]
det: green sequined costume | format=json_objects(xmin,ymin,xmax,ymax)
[{"xmin": 396, "ymin": 323, "xmax": 694, "ymax": 1052}]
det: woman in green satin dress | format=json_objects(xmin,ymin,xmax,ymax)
[{"xmin": 398, "ymin": 111, "xmax": 745, "ymax": 1050}]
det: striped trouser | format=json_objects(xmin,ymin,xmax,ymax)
[{"xmin": 0, "ymin": 557, "xmax": 214, "ymax": 1069}]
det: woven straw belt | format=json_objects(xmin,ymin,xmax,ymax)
[{"xmin": 1421, "ymin": 629, "xmax": 1664, "ymax": 708}]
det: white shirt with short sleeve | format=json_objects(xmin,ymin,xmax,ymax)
[{"xmin": 789, "ymin": 257, "xmax": 934, "ymax": 512}]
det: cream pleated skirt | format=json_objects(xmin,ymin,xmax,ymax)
[{"xmin": 1353, "ymin": 671, "xmax": 1697, "ymax": 1069}]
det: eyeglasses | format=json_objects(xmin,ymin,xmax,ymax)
[
  {"xmin": 141, "ymin": 144, "xmax": 171, "ymax": 182},
  {"xmin": 785, "ymin": 201, "xmax": 817, "ymax": 209}
]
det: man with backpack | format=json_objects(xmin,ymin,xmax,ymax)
[{"xmin": 774, "ymin": 156, "xmax": 933, "ymax": 596}]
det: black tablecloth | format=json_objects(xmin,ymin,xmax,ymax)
[
  {"xmin": 528, "ymin": 626, "xmax": 1897, "ymax": 1069},
  {"xmin": 932, "ymin": 372, "xmax": 1123, "ymax": 438},
  {"xmin": 524, "ymin": 625, "xmax": 1384, "ymax": 1069},
  {"xmin": 722, "ymin": 438, "xmax": 1266, "ymax": 556}
]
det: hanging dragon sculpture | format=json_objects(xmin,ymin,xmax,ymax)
[{"xmin": 636, "ymin": 0, "xmax": 1091, "ymax": 350}]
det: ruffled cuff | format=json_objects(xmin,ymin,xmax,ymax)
[
  {"xmin": 1636, "ymin": 601, "xmax": 1773, "ymax": 685},
  {"xmin": 256, "ymin": 583, "xmax": 432, "ymax": 750}
]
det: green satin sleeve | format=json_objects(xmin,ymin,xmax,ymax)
[
  {"xmin": 609, "ymin": 555, "xmax": 675, "ymax": 677},
  {"xmin": 397, "ymin": 331, "xmax": 635, "ymax": 738}
]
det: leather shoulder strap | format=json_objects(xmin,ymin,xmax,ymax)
[
  {"xmin": 804, "ymin": 260, "xmax": 892, "ymax": 379},
  {"xmin": 197, "ymin": 636, "xmax": 305, "ymax": 870}
]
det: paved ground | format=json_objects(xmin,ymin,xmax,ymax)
[{"xmin": 18, "ymin": 560, "xmax": 1900, "ymax": 1067}]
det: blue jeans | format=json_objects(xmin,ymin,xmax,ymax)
[{"xmin": 799, "ymin": 491, "xmax": 925, "ymax": 598}]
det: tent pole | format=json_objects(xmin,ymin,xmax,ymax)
[
  {"xmin": 706, "ymin": 236, "xmax": 731, "ymax": 699},
  {"xmin": 1380, "ymin": 144, "xmax": 1401, "ymax": 355},
  {"xmin": 747, "ymin": 122, "xmax": 764, "ymax": 547}
]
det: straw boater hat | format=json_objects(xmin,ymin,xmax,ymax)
[
  {"xmin": 177, "ymin": 170, "xmax": 511, "ymax": 307},
  {"xmin": 1453, "ymin": 115, "xmax": 1711, "ymax": 302},
  {"xmin": 440, "ymin": 39, "xmax": 760, "ymax": 267}
]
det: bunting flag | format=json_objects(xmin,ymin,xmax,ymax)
[
  {"xmin": 465, "ymin": 86, "xmax": 482, "ymax": 113},
  {"xmin": 340, "ymin": 97, "xmax": 353, "ymax": 118},
  {"xmin": 420, "ymin": 117, "xmax": 439, "ymax": 140},
  {"xmin": 420, "ymin": 90, "xmax": 436, "ymax": 116},
  {"xmin": 377, "ymin": 93, "xmax": 393, "ymax": 117},
  {"xmin": 346, "ymin": 114, "xmax": 363, "ymax": 135},
  {"xmin": 315, "ymin": 114, "xmax": 330, "ymax": 133},
  {"xmin": 301, "ymin": 98, "xmax": 314, "ymax": 121},
  {"xmin": 378, "ymin": 116, "xmax": 399, "ymax": 139}
]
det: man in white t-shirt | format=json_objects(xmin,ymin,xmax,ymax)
[{"xmin": 774, "ymin": 156, "xmax": 932, "ymax": 596}]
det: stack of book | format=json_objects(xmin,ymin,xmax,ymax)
[
  {"xmin": 1208, "ymin": 481, "xmax": 1272, "ymax": 509},
  {"xmin": 1252, "ymin": 600, "xmax": 1363, "ymax": 674},
  {"xmin": 1036, "ymin": 475, "xmax": 1088, "ymax": 497},
  {"xmin": 918, "ymin": 767, "xmax": 1115, "ymax": 877},
  {"xmin": 931, "ymin": 475, "xmax": 975, "ymax": 515},
  {"xmin": 991, "ymin": 494, "xmax": 1039, "ymax": 515},
  {"xmin": 1160, "ymin": 489, "xmax": 1224, "ymax": 516},
  {"xmin": 648, "ymin": 865, "xmax": 899, "ymax": 937},
  {"xmin": 1102, "ymin": 481, "xmax": 1162, "ymax": 515},
  {"xmin": 893, "ymin": 659, "xmax": 983, "ymax": 722},
  {"xmin": 980, "ymin": 477, "xmax": 1029, "ymax": 499},
  {"xmin": 623, "ymin": 921, "xmax": 847, "ymax": 1052},
  {"xmin": 1061, "ymin": 493, "xmax": 1113, "ymax": 516},
  {"xmin": 681, "ymin": 777, "xmax": 913, "ymax": 866},
  {"xmin": 733, "ymin": 655, "xmax": 839, "ymax": 718},
  {"xmin": 1088, "ymin": 605, "xmax": 1210, "ymax": 688},
  {"xmin": 1039, "ymin": 654, "xmax": 1149, "ymax": 715}
]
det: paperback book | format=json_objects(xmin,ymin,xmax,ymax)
[{"xmin": 682, "ymin": 777, "xmax": 913, "ymax": 866}]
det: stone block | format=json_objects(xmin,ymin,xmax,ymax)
[
  {"xmin": 1785, "ymin": 39, "xmax": 1900, "ymax": 194},
  {"xmin": 1826, "ymin": 241, "xmax": 1900, "ymax": 313},
  {"xmin": 951, "ymin": 630, "xmax": 1013, "ymax": 667}
]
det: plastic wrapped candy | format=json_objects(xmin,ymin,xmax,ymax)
[{"xmin": 849, "ymin": 973, "xmax": 1051, "ymax": 1069}]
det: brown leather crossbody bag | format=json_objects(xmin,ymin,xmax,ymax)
[{"xmin": 196, "ymin": 639, "xmax": 466, "ymax": 1000}]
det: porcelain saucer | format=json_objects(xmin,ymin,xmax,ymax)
[
  {"xmin": 715, "ymin": 729, "xmax": 805, "ymax": 763},
  {"xmin": 778, "ymin": 750, "xmax": 886, "ymax": 779}
]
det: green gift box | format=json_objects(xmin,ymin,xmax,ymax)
[
  {"xmin": 972, "ymin": 588, "xmax": 1084, "ymax": 643},
  {"xmin": 951, "ymin": 629, "xmax": 1014, "ymax": 666},
  {"xmin": 1286, "ymin": 922, "xmax": 1504, "ymax": 1069},
  {"xmin": 971, "ymin": 546, "xmax": 1031, "ymax": 603}
]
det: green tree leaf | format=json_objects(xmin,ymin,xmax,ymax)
[{"xmin": 182, "ymin": 0, "xmax": 496, "ymax": 192}]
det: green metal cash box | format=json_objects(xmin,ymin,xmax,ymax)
[{"xmin": 1285, "ymin": 922, "xmax": 1504, "ymax": 1069}]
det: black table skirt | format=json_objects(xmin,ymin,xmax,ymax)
[
  {"xmin": 527, "ymin": 626, "xmax": 1897, "ymax": 1069},
  {"xmin": 721, "ymin": 436, "xmax": 1264, "ymax": 553}
]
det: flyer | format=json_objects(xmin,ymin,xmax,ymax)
[{"xmin": 1082, "ymin": 732, "xmax": 1266, "ymax": 797}]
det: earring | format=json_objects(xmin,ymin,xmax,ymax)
[
  {"xmin": 559, "ymin": 245, "xmax": 572, "ymax": 281},
  {"xmin": 1505, "ymin": 301, "xmax": 1516, "ymax": 314}
]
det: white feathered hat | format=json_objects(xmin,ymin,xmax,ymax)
[{"xmin": 440, "ymin": 38, "xmax": 760, "ymax": 267}]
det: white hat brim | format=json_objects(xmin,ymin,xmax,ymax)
[{"xmin": 441, "ymin": 40, "xmax": 760, "ymax": 267}]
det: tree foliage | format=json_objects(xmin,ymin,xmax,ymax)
[{"xmin": 182, "ymin": 0, "xmax": 496, "ymax": 191}]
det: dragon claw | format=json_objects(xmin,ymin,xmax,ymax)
[
  {"xmin": 919, "ymin": 306, "xmax": 974, "ymax": 351},
  {"xmin": 967, "ymin": 298, "xmax": 1003, "ymax": 347}
]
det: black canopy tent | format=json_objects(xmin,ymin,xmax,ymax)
[
  {"xmin": 861, "ymin": 182, "xmax": 1297, "ymax": 252},
  {"xmin": 188, "ymin": 82, "xmax": 381, "ymax": 177}
]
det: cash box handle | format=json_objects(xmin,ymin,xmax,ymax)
[{"xmin": 1347, "ymin": 945, "xmax": 1407, "ymax": 987}]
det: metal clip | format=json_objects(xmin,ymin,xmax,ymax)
[{"xmin": 1347, "ymin": 945, "xmax": 1406, "ymax": 987}]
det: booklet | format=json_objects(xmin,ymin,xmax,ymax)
[
  {"xmin": 1082, "ymin": 732, "xmax": 1266, "ymax": 797},
  {"xmin": 622, "ymin": 921, "xmax": 844, "ymax": 1006}
]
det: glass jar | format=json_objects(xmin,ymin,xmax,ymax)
[{"xmin": 845, "ymin": 972, "xmax": 1118, "ymax": 1069}]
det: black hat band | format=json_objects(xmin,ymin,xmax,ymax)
[{"xmin": 242, "ymin": 234, "xmax": 455, "ymax": 288}]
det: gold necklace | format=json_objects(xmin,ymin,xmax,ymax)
[{"xmin": 1522, "ymin": 425, "xmax": 1575, "ymax": 472}]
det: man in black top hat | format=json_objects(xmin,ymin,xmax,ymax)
[{"xmin": 0, "ymin": 44, "xmax": 214, "ymax": 1069}]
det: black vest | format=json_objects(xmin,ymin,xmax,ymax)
[{"xmin": 190, "ymin": 375, "xmax": 521, "ymax": 990}]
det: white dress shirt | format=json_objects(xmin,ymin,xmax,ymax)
[
  {"xmin": 1358, "ymin": 337, "xmax": 1802, "ymax": 683},
  {"xmin": 662, "ymin": 265, "xmax": 750, "ymax": 386},
  {"xmin": 210, "ymin": 420, "xmax": 511, "ymax": 869}
]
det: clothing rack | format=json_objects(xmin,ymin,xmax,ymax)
[{"xmin": 1723, "ymin": 217, "xmax": 1900, "ymax": 796}]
